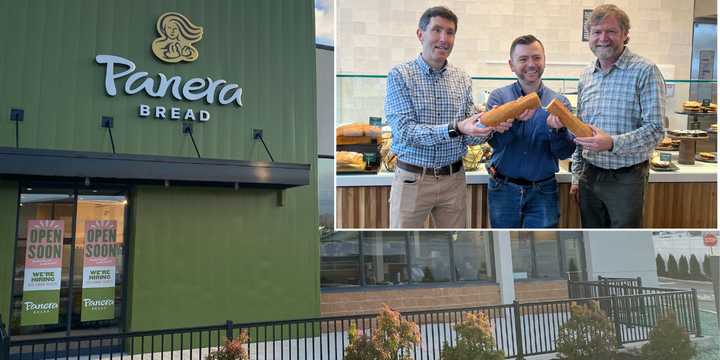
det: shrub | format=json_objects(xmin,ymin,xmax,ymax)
[
  {"xmin": 345, "ymin": 304, "xmax": 421, "ymax": 360},
  {"xmin": 441, "ymin": 312, "xmax": 505, "ymax": 360},
  {"xmin": 639, "ymin": 312, "xmax": 695, "ymax": 360},
  {"xmin": 555, "ymin": 302, "xmax": 617, "ymax": 360},
  {"xmin": 655, "ymin": 254, "xmax": 666, "ymax": 276},
  {"xmin": 689, "ymin": 255, "xmax": 704, "ymax": 280},
  {"xmin": 206, "ymin": 331, "xmax": 250, "ymax": 360},
  {"xmin": 678, "ymin": 255, "xmax": 689, "ymax": 279},
  {"xmin": 666, "ymin": 255, "xmax": 678, "ymax": 278}
]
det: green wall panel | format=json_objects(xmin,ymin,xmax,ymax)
[
  {"xmin": 0, "ymin": 0, "xmax": 318, "ymax": 331},
  {"xmin": 127, "ymin": 185, "xmax": 319, "ymax": 330},
  {"xmin": 0, "ymin": 0, "xmax": 317, "ymax": 165},
  {"xmin": 0, "ymin": 181, "xmax": 18, "ymax": 330}
]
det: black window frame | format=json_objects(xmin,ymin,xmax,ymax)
[
  {"xmin": 320, "ymin": 231, "xmax": 497, "ymax": 291},
  {"xmin": 8, "ymin": 179, "xmax": 132, "ymax": 338}
]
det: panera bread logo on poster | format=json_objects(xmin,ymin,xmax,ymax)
[{"xmin": 151, "ymin": 12, "xmax": 204, "ymax": 63}]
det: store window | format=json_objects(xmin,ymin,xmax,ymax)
[
  {"xmin": 510, "ymin": 231, "xmax": 585, "ymax": 281},
  {"xmin": 10, "ymin": 184, "xmax": 128, "ymax": 337},
  {"xmin": 362, "ymin": 232, "xmax": 408, "ymax": 286},
  {"xmin": 320, "ymin": 231, "xmax": 495, "ymax": 288},
  {"xmin": 411, "ymin": 233, "xmax": 452, "ymax": 283},
  {"xmin": 320, "ymin": 231, "xmax": 360, "ymax": 288},
  {"xmin": 453, "ymin": 232, "xmax": 494, "ymax": 282}
]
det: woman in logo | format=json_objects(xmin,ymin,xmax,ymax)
[{"xmin": 152, "ymin": 12, "xmax": 203, "ymax": 63}]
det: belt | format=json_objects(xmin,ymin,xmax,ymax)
[
  {"xmin": 493, "ymin": 171, "xmax": 555, "ymax": 186},
  {"xmin": 586, "ymin": 161, "xmax": 649, "ymax": 173},
  {"xmin": 396, "ymin": 159, "xmax": 463, "ymax": 176}
]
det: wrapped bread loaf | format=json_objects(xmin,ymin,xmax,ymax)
[
  {"xmin": 336, "ymin": 123, "xmax": 382, "ymax": 145},
  {"xmin": 336, "ymin": 151, "xmax": 366, "ymax": 171},
  {"xmin": 480, "ymin": 92, "xmax": 541, "ymax": 126},
  {"xmin": 546, "ymin": 98, "xmax": 593, "ymax": 138},
  {"xmin": 336, "ymin": 123, "xmax": 381, "ymax": 137}
]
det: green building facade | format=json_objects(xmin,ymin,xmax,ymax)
[{"xmin": 0, "ymin": 0, "xmax": 319, "ymax": 336}]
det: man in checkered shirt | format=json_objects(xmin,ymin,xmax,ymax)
[
  {"xmin": 570, "ymin": 4, "xmax": 665, "ymax": 227},
  {"xmin": 385, "ymin": 6, "xmax": 512, "ymax": 228}
]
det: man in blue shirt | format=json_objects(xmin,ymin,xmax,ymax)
[
  {"xmin": 385, "ymin": 6, "xmax": 512, "ymax": 228},
  {"xmin": 486, "ymin": 35, "xmax": 576, "ymax": 228}
]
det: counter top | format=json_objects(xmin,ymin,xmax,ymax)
[{"xmin": 336, "ymin": 159, "xmax": 717, "ymax": 187}]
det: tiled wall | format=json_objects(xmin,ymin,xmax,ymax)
[
  {"xmin": 337, "ymin": 0, "xmax": 695, "ymax": 129},
  {"xmin": 320, "ymin": 283, "xmax": 502, "ymax": 317}
]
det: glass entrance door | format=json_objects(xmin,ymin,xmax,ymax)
[{"xmin": 10, "ymin": 184, "xmax": 128, "ymax": 338}]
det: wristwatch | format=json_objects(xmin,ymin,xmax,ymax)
[{"xmin": 448, "ymin": 120, "xmax": 460, "ymax": 138}]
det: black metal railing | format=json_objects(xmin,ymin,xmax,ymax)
[{"xmin": 1, "ymin": 287, "xmax": 701, "ymax": 360}]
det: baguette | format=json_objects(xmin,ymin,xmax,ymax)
[
  {"xmin": 546, "ymin": 98, "xmax": 593, "ymax": 138},
  {"xmin": 480, "ymin": 92, "xmax": 541, "ymax": 126}
]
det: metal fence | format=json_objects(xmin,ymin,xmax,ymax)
[{"xmin": 0, "ymin": 285, "xmax": 701, "ymax": 360}]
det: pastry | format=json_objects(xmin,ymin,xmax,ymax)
[
  {"xmin": 683, "ymin": 100, "xmax": 702, "ymax": 111},
  {"xmin": 698, "ymin": 152, "xmax": 716, "ymax": 161},
  {"xmin": 546, "ymin": 98, "xmax": 594, "ymax": 137},
  {"xmin": 480, "ymin": 92, "xmax": 541, "ymax": 126}
]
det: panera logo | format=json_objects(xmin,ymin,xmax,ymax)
[
  {"xmin": 23, "ymin": 301, "xmax": 58, "ymax": 311},
  {"xmin": 151, "ymin": 12, "xmax": 204, "ymax": 63},
  {"xmin": 83, "ymin": 298, "xmax": 114, "ymax": 307}
]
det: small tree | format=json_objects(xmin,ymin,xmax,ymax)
[
  {"xmin": 555, "ymin": 302, "xmax": 617, "ymax": 360},
  {"xmin": 345, "ymin": 304, "xmax": 421, "ymax": 360},
  {"xmin": 678, "ymin": 255, "xmax": 690, "ymax": 279},
  {"xmin": 667, "ymin": 255, "xmax": 679, "ymax": 278},
  {"xmin": 206, "ymin": 331, "xmax": 250, "ymax": 360},
  {"xmin": 655, "ymin": 254, "xmax": 666, "ymax": 276},
  {"xmin": 689, "ymin": 255, "xmax": 703, "ymax": 280},
  {"xmin": 703, "ymin": 255, "xmax": 712, "ymax": 279},
  {"xmin": 639, "ymin": 312, "xmax": 695, "ymax": 360},
  {"xmin": 441, "ymin": 312, "xmax": 505, "ymax": 360}
]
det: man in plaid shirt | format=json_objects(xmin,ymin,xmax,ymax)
[
  {"xmin": 385, "ymin": 6, "xmax": 512, "ymax": 228},
  {"xmin": 570, "ymin": 4, "xmax": 665, "ymax": 227}
]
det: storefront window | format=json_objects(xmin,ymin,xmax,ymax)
[
  {"xmin": 410, "ymin": 233, "xmax": 452, "ymax": 283},
  {"xmin": 533, "ymin": 232, "xmax": 561, "ymax": 279},
  {"xmin": 511, "ymin": 232, "xmax": 533, "ymax": 280},
  {"xmin": 362, "ymin": 232, "xmax": 408, "ymax": 286},
  {"xmin": 453, "ymin": 232, "xmax": 494, "ymax": 281},
  {"xmin": 560, "ymin": 232, "xmax": 585, "ymax": 281},
  {"xmin": 320, "ymin": 231, "xmax": 496, "ymax": 288},
  {"xmin": 320, "ymin": 231, "xmax": 360, "ymax": 288},
  {"xmin": 10, "ymin": 184, "xmax": 127, "ymax": 337},
  {"xmin": 510, "ymin": 232, "xmax": 584, "ymax": 281}
]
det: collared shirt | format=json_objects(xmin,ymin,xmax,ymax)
[
  {"xmin": 385, "ymin": 55, "xmax": 484, "ymax": 168},
  {"xmin": 487, "ymin": 81, "xmax": 576, "ymax": 181},
  {"xmin": 571, "ymin": 48, "xmax": 666, "ymax": 181}
]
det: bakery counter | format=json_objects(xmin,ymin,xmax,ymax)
[{"xmin": 336, "ymin": 162, "xmax": 716, "ymax": 229}]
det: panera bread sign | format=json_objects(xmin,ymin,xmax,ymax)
[{"xmin": 96, "ymin": 12, "xmax": 243, "ymax": 123}]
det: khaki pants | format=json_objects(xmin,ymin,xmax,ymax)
[{"xmin": 389, "ymin": 167, "xmax": 467, "ymax": 228}]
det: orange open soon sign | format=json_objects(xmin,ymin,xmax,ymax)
[{"xmin": 703, "ymin": 233, "xmax": 717, "ymax": 247}]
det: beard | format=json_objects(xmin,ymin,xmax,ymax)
[{"xmin": 592, "ymin": 45, "xmax": 620, "ymax": 61}]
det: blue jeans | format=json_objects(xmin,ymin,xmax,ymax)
[{"xmin": 488, "ymin": 176, "xmax": 559, "ymax": 228}]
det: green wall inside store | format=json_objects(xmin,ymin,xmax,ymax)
[
  {"xmin": 126, "ymin": 185, "xmax": 319, "ymax": 330},
  {"xmin": 0, "ymin": 181, "xmax": 18, "ymax": 330}
]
